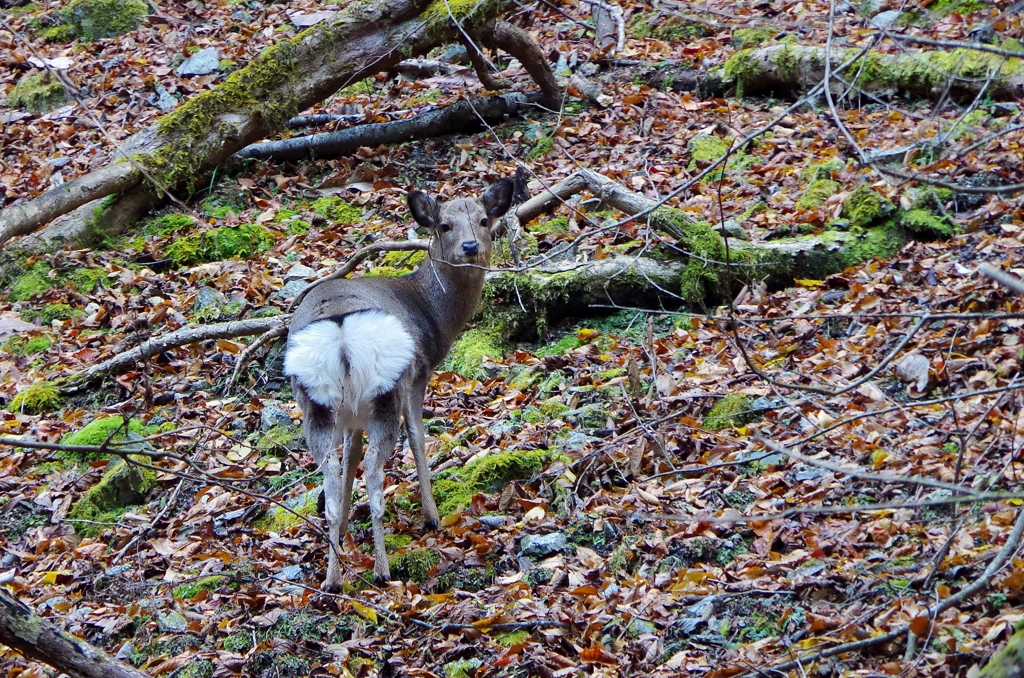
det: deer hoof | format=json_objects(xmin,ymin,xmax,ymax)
[{"xmin": 423, "ymin": 519, "xmax": 438, "ymax": 532}]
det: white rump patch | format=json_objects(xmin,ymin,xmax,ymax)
[{"xmin": 284, "ymin": 311, "xmax": 414, "ymax": 414}]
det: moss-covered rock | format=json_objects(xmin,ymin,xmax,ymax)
[
  {"xmin": 254, "ymin": 488, "xmax": 320, "ymax": 532},
  {"xmin": 687, "ymin": 135, "xmax": 730, "ymax": 171},
  {"xmin": 61, "ymin": 0, "xmax": 147, "ymax": 41},
  {"xmin": 900, "ymin": 208, "xmax": 955, "ymax": 238},
  {"xmin": 9, "ymin": 382, "xmax": 63, "ymax": 414},
  {"xmin": 1, "ymin": 334, "xmax": 52, "ymax": 356},
  {"xmin": 165, "ymin": 223, "xmax": 273, "ymax": 266},
  {"xmin": 841, "ymin": 185, "xmax": 896, "ymax": 229},
  {"xmin": 8, "ymin": 71, "xmax": 68, "ymax": 114},
  {"xmin": 630, "ymin": 14, "xmax": 712, "ymax": 42},
  {"xmin": 442, "ymin": 327, "xmax": 505, "ymax": 377},
  {"xmin": 529, "ymin": 215, "xmax": 570, "ymax": 237},
  {"xmin": 732, "ymin": 27, "xmax": 777, "ymax": 50},
  {"xmin": 703, "ymin": 394, "xmax": 755, "ymax": 431},
  {"xmin": 173, "ymin": 575, "xmax": 228, "ymax": 599},
  {"xmin": 388, "ymin": 548, "xmax": 440, "ymax": 583},
  {"xmin": 432, "ymin": 449, "xmax": 551, "ymax": 515},
  {"xmin": 63, "ymin": 416, "xmax": 150, "ymax": 450},
  {"xmin": 311, "ymin": 197, "xmax": 361, "ymax": 224},
  {"xmin": 67, "ymin": 457, "xmax": 156, "ymax": 536},
  {"xmin": 795, "ymin": 179, "xmax": 839, "ymax": 210}
]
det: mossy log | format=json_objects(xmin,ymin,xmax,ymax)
[
  {"xmin": 0, "ymin": 590, "xmax": 150, "ymax": 678},
  {"xmin": 711, "ymin": 43, "xmax": 1024, "ymax": 100},
  {"xmin": 980, "ymin": 627, "xmax": 1024, "ymax": 678},
  {"xmin": 0, "ymin": 0, "xmax": 543, "ymax": 249}
]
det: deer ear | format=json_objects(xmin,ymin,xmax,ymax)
[
  {"xmin": 481, "ymin": 178, "xmax": 514, "ymax": 219},
  {"xmin": 408, "ymin": 191, "xmax": 440, "ymax": 230}
]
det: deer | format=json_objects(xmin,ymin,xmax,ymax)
[{"xmin": 283, "ymin": 178, "xmax": 514, "ymax": 589}]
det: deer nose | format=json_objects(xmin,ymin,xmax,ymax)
[{"xmin": 462, "ymin": 241, "xmax": 479, "ymax": 257}]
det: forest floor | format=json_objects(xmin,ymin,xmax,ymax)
[{"xmin": 1, "ymin": 0, "xmax": 1024, "ymax": 676}]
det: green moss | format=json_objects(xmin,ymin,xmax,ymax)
[
  {"xmin": 841, "ymin": 185, "xmax": 895, "ymax": 229},
  {"xmin": 175, "ymin": 660, "xmax": 214, "ymax": 678},
  {"xmin": 523, "ymin": 400, "xmax": 569, "ymax": 423},
  {"xmin": 529, "ymin": 215, "xmax": 570, "ymax": 237},
  {"xmin": 71, "ymin": 268, "xmax": 106, "ymax": 293},
  {"xmin": 496, "ymin": 630, "xmax": 531, "ymax": 646},
  {"xmin": 630, "ymin": 14, "xmax": 711, "ymax": 42},
  {"xmin": 732, "ymin": 28, "xmax": 776, "ymax": 50},
  {"xmin": 254, "ymin": 488, "xmax": 319, "ymax": 532},
  {"xmin": 436, "ymin": 566, "xmax": 492, "ymax": 593},
  {"xmin": 60, "ymin": 416, "xmax": 153, "ymax": 460},
  {"xmin": 311, "ymin": 197, "xmax": 361, "ymax": 224},
  {"xmin": 165, "ymin": 223, "xmax": 273, "ymax": 266},
  {"xmin": 930, "ymin": 0, "xmax": 986, "ymax": 16},
  {"xmin": 384, "ymin": 533, "xmax": 413, "ymax": 553},
  {"xmin": 687, "ymin": 135, "xmax": 729, "ymax": 171},
  {"xmin": 421, "ymin": 0, "xmax": 502, "ymax": 38},
  {"xmin": 338, "ymin": 78, "xmax": 375, "ymax": 95},
  {"xmin": 173, "ymin": 575, "xmax": 227, "ymax": 599},
  {"xmin": 61, "ymin": 0, "xmax": 147, "ymax": 41},
  {"xmin": 722, "ymin": 49, "xmax": 759, "ymax": 98},
  {"xmin": 703, "ymin": 394, "xmax": 754, "ymax": 431},
  {"xmin": 40, "ymin": 304, "xmax": 81, "ymax": 323},
  {"xmin": 67, "ymin": 457, "xmax": 156, "ymax": 537},
  {"xmin": 444, "ymin": 659, "xmax": 483, "ymax": 678},
  {"xmin": 388, "ymin": 548, "xmax": 440, "ymax": 583},
  {"xmin": 143, "ymin": 213, "xmax": 194, "ymax": 235},
  {"xmin": 2, "ymin": 334, "xmax": 52, "ymax": 356},
  {"xmin": 901, "ymin": 208, "xmax": 955, "ymax": 238},
  {"xmin": 851, "ymin": 46, "xmax": 1024, "ymax": 97},
  {"xmin": 223, "ymin": 633, "xmax": 254, "ymax": 653},
  {"xmin": 802, "ymin": 159, "xmax": 845, "ymax": 182},
  {"xmin": 795, "ymin": 179, "xmax": 839, "ymax": 210},
  {"xmin": 527, "ymin": 136, "xmax": 554, "ymax": 159},
  {"xmin": 432, "ymin": 449, "xmax": 551, "ymax": 515},
  {"xmin": 8, "ymin": 72, "xmax": 68, "ymax": 114},
  {"xmin": 652, "ymin": 208, "xmax": 727, "ymax": 302},
  {"xmin": 9, "ymin": 382, "xmax": 63, "ymax": 414},
  {"xmin": 442, "ymin": 327, "xmax": 506, "ymax": 377},
  {"xmin": 255, "ymin": 424, "xmax": 302, "ymax": 453}
]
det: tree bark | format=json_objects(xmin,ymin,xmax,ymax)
[
  {"xmin": 0, "ymin": 590, "xmax": 150, "ymax": 678},
  {"xmin": 0, "ymin": 0, "xmax": 551, "ymax": 249},
  {"xmin": 709, "ymin": 44, "xmax": 1024, "ymax": 100},
  {"xmin": 238, "ymin": 91, "xmax": 545, "ymax": 161}
]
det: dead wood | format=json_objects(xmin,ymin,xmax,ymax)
[
  {"xmin": 0, "ymin": 0, "xmax": 562, "ymax": 249},
  {"xmin": 0, "ymin": 590, "xmax": 150, "ymax": 678},
  {"xmin": 237, "ymin": 91, "xmax": 545, "ymax": 161}
]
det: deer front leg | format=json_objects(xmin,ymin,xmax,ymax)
[
  {"xmin": 405, "ymin": 381, "xmax": 438, "ymax": 531},
  {"xmin": 365, "ymin": 419, "xmax": 399, "ymax": 583}
]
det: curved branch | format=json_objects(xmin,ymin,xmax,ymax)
[
  {"xmin": 62, "ymin": 315, "xmax": 289, "ymax": 391},
  {"xmin": 473, "ymin": 21, "xmax": 562, "ymax": 109}
]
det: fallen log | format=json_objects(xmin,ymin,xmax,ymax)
[
  {"xmin": 0, "ymin": 0, "xmax": 559, "ymax": 249},
  {"xmin": 0, "ymin": 590, "xmax": 150, "ymax": 678}
]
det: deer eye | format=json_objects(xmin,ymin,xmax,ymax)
[
  {"xmin": 479, "ymin": 218, "xmax": 488, "ymax": 227},
  {"xmin": 440, "ymin": 222, "xmax": 451, "ymax": 232}
]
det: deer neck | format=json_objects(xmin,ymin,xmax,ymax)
[{"xmin": 412, "ymin": 255, "xmax": 486, "ymax": 357}]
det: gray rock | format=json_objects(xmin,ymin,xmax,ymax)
[
  {"xmin": 519, "ymin": 532, "xmax": 569, "ymax": 559},
  {"xmin": 276, "ymin": 279, "xmax": 310, "ymax": 300},
  {"xmin": 156, "ymin": 610, "xmax": 188, "ymax": 633},
  {"xmin": 478, "ymin": 515, "xmax": 507, "ymax": 530},
  {"xmin": 278, "ymin": 564, "xmax": 303, "ymax": 581},
  {"xmin": 858, "ymin": 0, "xmax": 883, "ymax": 16},
  {"xmin": 261, "ymin": 404, "xmax": 292, "ymax": 430},
  {"xmin": 176, "ymin": 48, "xmax": 221, "ymax": 76},
  {"xmin": 284, "ymin": 263, "xmax": 317, "ymax": 282},
  {"xmin": 721, "ymin": 220, "xmax": 749, "ymax": 240},
  {"xmin": 115, "ymin": 642, "xmax": 135, "ymax": 661},
  {"xmin": 868, "ymin": 10, "xmax": 901, "ymax": 28},
  {"xmin": 151, "ymin": 84, "xmax": 177, "ymax": 111},
  {"xmin": 193, "ymin": 286, "xmax": 228, "ymax": 318},
  {"xmin": 441, "ymin": 44, "xmax": 470, "ymax": 65}
]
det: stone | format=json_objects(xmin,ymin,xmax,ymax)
[
  {"xmin": 868, "ymin": 10, "xmax": 901, "ymax": 28},
  {"xmin": 156, "ymin": 610, "xmax": 188, "ymax": 633},
  {"xmin": 478, "ymin": 515, "xmax": 507, "ymax": 530},
  {"xmin": 151, "ymin": 84, "xmax": 178, "ymax": 111},
  {"xmin": 519, "ymin": 532, "xmax": 568, "ymax": 559},
  {"xmin": 278, "ymin": 564, "xmax": 303, "ymax": 581},
  {"xmin": 275, "ymin": 279, "xmax": 309, "ymax": 300},
  {"xmin": 721, "ymin": 220, "xmax": 749, "ymax": 240},
  {"xmin": 261, "ymin": 404, "xmax": 292, "ymax": 431},
  {"xmin": 284, "ymin": 263, "xmax": 317, "ymax": 281},
  {"xmin": 115, "ymin": 642, "xmax": 135, "ymax": 661},
  {"xmin": 176, "ymin": 48, "xmax": 221, "ymax": 76}
]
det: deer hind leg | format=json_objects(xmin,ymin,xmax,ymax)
[
  {"xmin": 365, "ymin": 394, "xmax": 402, "ymax": 583},
  {"xmin": 405, "ymin": 379, "xmax": 438, "ymax": 531},
  {"xmin": 295, "ymin": 381, "xmax": 346, "ymax": 591},
  {"xmin": 338, "ymin": 427, "xmax": 364, "ymax": 538}
]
